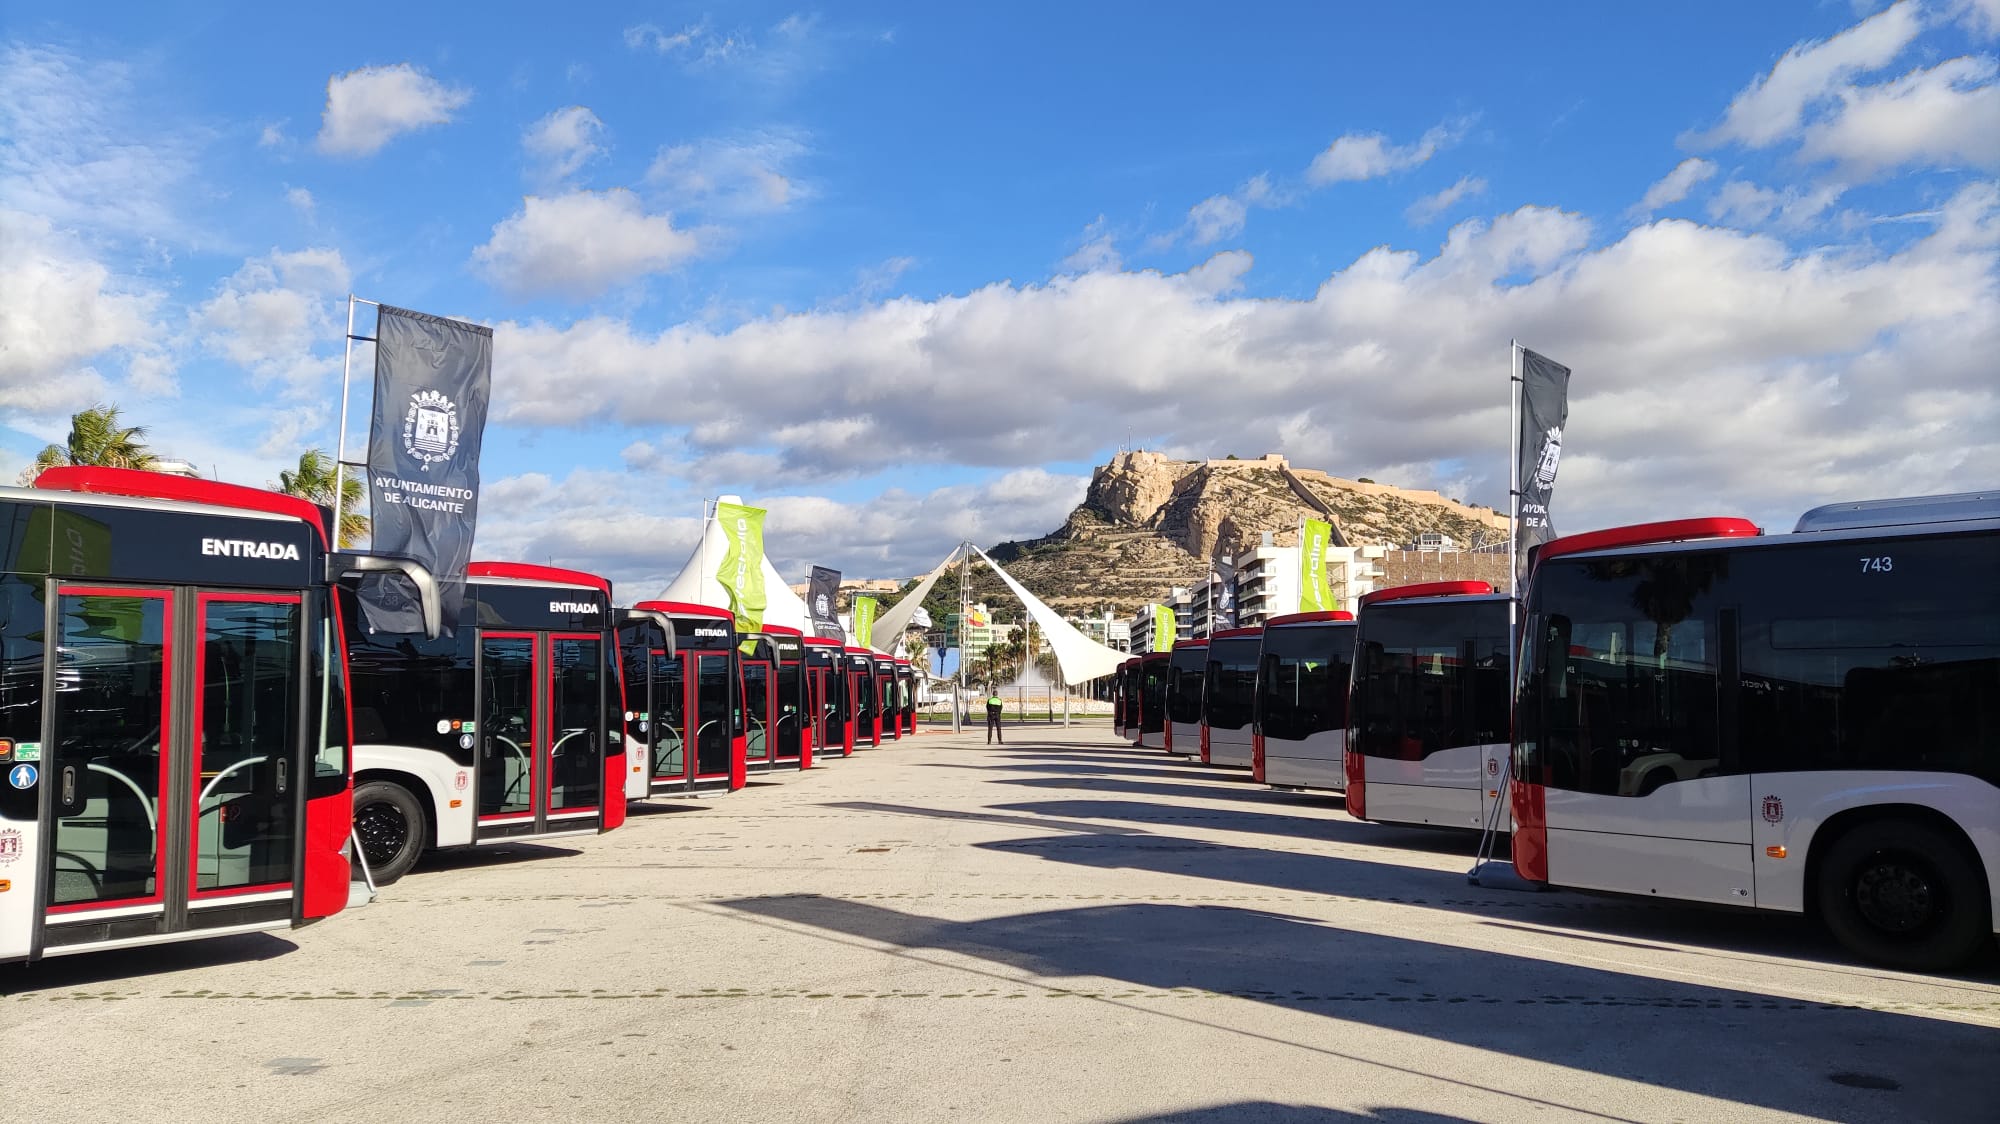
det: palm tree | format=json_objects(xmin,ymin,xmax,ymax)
[
  {"xmin": 277, "ymin": 449, "xmax": 369, "ymax": 547},
  {"xmin": 22, "ymin": 405, "xmax": 158, "ymax": 483}
]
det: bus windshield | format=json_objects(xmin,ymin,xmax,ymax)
[
  {"xmin": 1351, "ymin": 600, "xmax": 1510, "ymax": 762},
  {"xmin": 1257, "ymin": 622, "xmax": 1354, "ymax": 742},
  {"xmin": 1167, "ymin": 647, "xmax": 1206, "ymax": 725},
  {"xmin": 1203, "ymin": 636, "xmax": 1260, "ymax": 731}
]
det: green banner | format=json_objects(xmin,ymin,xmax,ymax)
[
  {"xmin": 1152, "ymin": 603, "xmax": 1176, "ymax": 652},
  {"xmin": 714, "ymin": 501, "xmax": 769, "ymax": 633},
  {"xmin": 1299, "ymin": 517, "xmax": 1335, "ymax": 612},
  {"xmin": 852, "ymin": 595, "xmax": 877, "ymax": 648}
]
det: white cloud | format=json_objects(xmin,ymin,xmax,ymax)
[
  {"xmin": 1306, "ymin": 118, "xmax": 1468, "ymax": 185},
  {"xmin": 1957, "ymin": 0, "xmax": 2000, "ymax": 36},
  {"xmin": 1706, "ymin": 179, "xmax": 1845, "ymax": 229},
  {"xmin": 285, "ymin": 186, "xmax": 315, "ymax": 219},
  {"xmin": 480, "ymin": 188, "xmax": 2000, "ymax": 540},
  {"xmin": 1631, "ymin": 158, "xmax": 1717, "ymax": 216},
  {"xmin": 1407, "ymin": 175, "xmax": 1488, "ymax": 225},
  {"xmin": 0, "ymin": 209, "xmax": 167, "ymax": 409},
  {"xmin": 0, "ymin": 44, "xmax": 196, "ymax": 243},
  {"xmin": 1691, "ymin": 0, "xmax": 1922, "ymax": 148},
  {"xmin": 195, "ymin": 247, "xmax": 351, "ymax": 391},
  {"xmin": 316, "ymin": 63, "xmax": 471, "ymax": 157},
  {"xmin": 1184, "ymin": 193, "xmax": 1247, "ymax": 245},
  {"xmin": 1799, "ymin": 55, "xmax": 2000, "ymax": 176},
  {"xmin": 523, "ymin": 105, "xmax": 604, "ymax": 185},
  {"xmin": 646, "ymin": 133, "xmax": 807, "ymax": 214},
  {"xmin": 471, "ymin": 189, "xmax": 702, "ymax": 299},
  {"xmin": 1060, "ymin": 217, "xmax": 1121, "ymax": 274},
  {"xmin": 259, "ymin": 122, "xmax": 287, "ymax": 148}
]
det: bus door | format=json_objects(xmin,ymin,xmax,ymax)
[
  {"xmin": 647, "ymin": 647, "xmax": 688, "ymax": 790},
  {"xmin": 773, "ymin": 658, "xmax": 808, "ymax": 768},
  {"xmin": 740, "ymin": 650, "xmax": 775, "ymax": 772},
  {"xmin": 475, "ymin": 631, "xmax": 604, "ymax": 837},
  {"xmin": 877, "ymin": 665, "xmax": 899, "ymax": 741},
  {"xmin": 44, "ymin": 585, "xmax": 306, "ymax": 948},
  {"xmin": 693, "ymin": 651, "xmax": 737, "ymax": 786}
]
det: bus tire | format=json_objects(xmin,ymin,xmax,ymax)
[
  {"xmin": 352, "ymin": 780, "xmax": 428, "ymax": 886},
  {"xmin": 1815, "ymin": 818, "xmax": 1991, "ymax": 971}
]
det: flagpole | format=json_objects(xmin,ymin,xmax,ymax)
[
  {"xmin": 1508, "ymin": 339, "xmax": 1523, "ymax": 602},
  {"xmin": 954, "ymin": 541, "xmax": 970, "ymax": 734},
  {"xmin": 332, "ymin": 294, "xmax": 358, "ymax": 545}
]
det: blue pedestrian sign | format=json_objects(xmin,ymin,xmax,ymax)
[{"xmin": 8, "ymin": 763, "xmax": 35, "ymax": 789}]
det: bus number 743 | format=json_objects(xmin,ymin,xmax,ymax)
[{"xmin": 1859, "ymin": 556, "xmax": 1893, "ymax": 572}]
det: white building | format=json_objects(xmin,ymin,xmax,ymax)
[
  {"xmin": 1235, "ymin": 536, "xmax": 1389, "ymax": 627},
  {"xmin": 1068, "ymin": 610, "xmax": 1132, "ymax": 653},
  {"xmin": 1127, "ymin": 587, "xmax": 1194, "ymax": 653}
]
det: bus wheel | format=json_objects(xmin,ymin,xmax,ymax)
[
  {"xmin": 1816, "ymin": 820, "xmax": 1990, "ymax": 972},
  {"xmin": 353, "ymin": 781, "xmax": 428, "ymax": 885}
]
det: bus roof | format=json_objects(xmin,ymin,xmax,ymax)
[
  {"xmin": 1358, "ymin": 580, "xmax": 1494, "ymax": 607},
  {"xmin": 760, "ymin": 624, "xmax": 804, "ymax": 637},
  {"xmin": 1534, "ymin": 517, "xmax": 1761, "ymax": 566},
  {"xmin": 1264, "ymin": 610, "xmax": 1354, "ymax": 627},
  {"xmin": 636, "ymin": 599, "xmax": 733, "ymax": 620},
  {"xmin": 34, "ymin": 465, "xmax": 331, "ymax": 548},
  {"xmin": 469, "ymin": 560, "xmax": 612, "ymax": 595},
  {"xmin": 1792, "ymin": 490, "xmax": 2000, "ymax": 533},
  {"xmin": 1209, "ymin": 625, "xmax": 1263, "ymax": 639},
  {"xmin": 801, "ymin": 635, "xmax": 845, "ymax": 647},
  {"xmin": 1172, "ymin": 638, "xmax": 1210, "ymax": 650}
]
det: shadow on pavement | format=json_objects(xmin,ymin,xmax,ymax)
[
  {"xmin": 3, "ymin": 931, "xmax": 298, "ymax": 992},
  {"xmin": 410, "ymin": 841, "xmax": 585, "ymax": 876},
  {"xmin": 719, "ymin": 894, "xmax": 2000, "ymax": 1122},
  {"xmin": 820, "ymin": 800, "xmax": 1148, "ymax": 837},
  {"xmin": 1111, "ymin": 1105, "xmax": 1472, "ymax": 1124},
  {"xmin": 985, "ymin": 798, "xmax": 1449, "ymax": 851},
  {"xmin": 994, "ymin": 775, "xmax": 1380, "ymax": 807}
]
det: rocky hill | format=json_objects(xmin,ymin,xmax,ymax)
[{"xmin": 981, "ymin": 451, "xmax": 1509, "ymax": 616}]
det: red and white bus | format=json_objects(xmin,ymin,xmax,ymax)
[
  {"xmin": 344, "ymin": 562, "xmax": 624, "ymax": 884},
  {"xmin": 758, "ymin": 626, "xmax": 812, "ymax": 769},
  {"xmin": 617, "ymin": 601, "xmax": 749, "ymax": 801},
  {"xmin": 1345, "ymin": 582, "xmax": 1513, "ymax": 832},
  {"xmin": 0, "ymin": 467, "xmax": 437, "ymax": 963},
  {"xmin": 1201, "ymin": 626, "xmax": 1262, "ymax": 768},
  {"xmin": 845, "ymin": 647, "xmax": 880, "ymax": 747},
  {"xmin": 1512, "ymin": 495, "xmax": 2000, "ymax": 970},
  {"xmin": 1136, "ymin": 651, "xmax": 1170, "ymax": 750},
  {"xmin": 1114, "ymin": 658, "xmax": 1138, "ymax": 740},
  {"xmin": 872, "ymin": 654, "xmax": 900, "ymax": 742},
  {"xmin": 802, "ymin": 637, "xmax": 851, "ymax": 757},
  {"xmin": 1252, "ymin": 610, "xmax": 1357, "ymax": 791},
  {"xmin": 895, "ymin": 659, "xmax": 917, "ymax": 736},
  {"xmin": 1164, "ymin": 639, "xmax": 1207, "ymax": 756}
]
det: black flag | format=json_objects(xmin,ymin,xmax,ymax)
[
  {"xmin": 807, "ymin": 565, "xmax": 844, "ymax": 639},
  {"xmin": 1513, "ymin": 346, "xmax": 1571, "ymax": 587},
  {"xmin": 1212, "ymin": 551, "xmax": 1237, "ymax": 629},
  {"xmin": 363, "ymin": 305, "xmax": 492, "ymax": 632}
]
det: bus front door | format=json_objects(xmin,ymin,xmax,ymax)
[
  {"xmin": 477, "ymin": 631, "xmax": 605, "ymax": 838},
  {"xmin": 742, "ymin": 659, "xmax": 773, "ymax": 771},
  {"xmin": 45, "ymin": 587, "xmax": 305, "ymax": 951}
]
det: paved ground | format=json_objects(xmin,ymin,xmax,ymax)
[{"xmin": 6, "ymin": 724, "xmax": 2000, "ymax": 1123}]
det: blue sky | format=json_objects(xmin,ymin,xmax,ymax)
[{"xmin": 4, "ymin": 2, "xmax": 1997, "ymax": 596}]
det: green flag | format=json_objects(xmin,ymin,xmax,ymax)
[
  {"xmin": 714, "ymin": 501, "xmax": 769, "ymax": 633},
  {"xmin": 853, "ymin": 595, "xmax": 877, "ymax": 647},
  {"xmin": 1299, "ymin": 517, "xmax": 1335, "ymax": 612},
  {"xmin": 1152, "ymin": 603, "xmax": 1176, "ymax": 652}
]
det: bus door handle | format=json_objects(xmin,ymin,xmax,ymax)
[
  {"xmin": 58, "ymin": 765, "xmax": 79, "ymax": 813},
  {"xmin": 274, "ymin": 758, "xmax": 288, "ymax": 796}
]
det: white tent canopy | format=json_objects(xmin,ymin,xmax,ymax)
[
  {"xmin": 657, "ymin": 496, "xmax": 810, "ymax": 631},
  {"xmin": 868, "ymin": 543, "xmax": 1129, "ymax": 685}
]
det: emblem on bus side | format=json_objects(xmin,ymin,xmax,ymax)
[
  {"xmin": 0, "ymin": 828, "xmax": 21, "ymax": 865},
  {"xmin": 454, "ymin": 771, "xmax": 469, "ymax": 791},
  {"xmin": 1761, "ymin": 795, "xmax": 1784, "ymax": 824},
  {"xmin": 403, "ymin": 389, "xmax": 461, "ymax": 465}
]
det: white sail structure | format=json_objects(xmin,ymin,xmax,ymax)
[
  {"xmin": 864, "ymin": 550, "xmax": 959, "ymax": 653},
  {"xmin": 656, "ymin": 497, "xmax": 810, "ymax": 630},
  {"xmin": 970, "ymin": 545, "xmax": 1127, "ymax": 684}
]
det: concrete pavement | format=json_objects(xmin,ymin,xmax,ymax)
[{"xmin": 5, "ymin": 724, "xmax": 1999, "ymax": 1123}]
